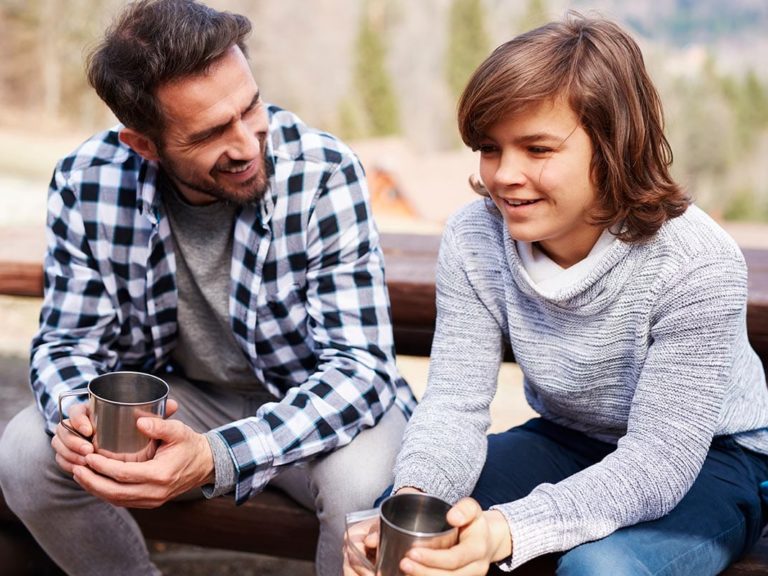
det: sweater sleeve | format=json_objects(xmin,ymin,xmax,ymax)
[
  {"xmin": 393, "ymin": 223, "xmax": 504, "ymax": 502},
  {"xmin": 494, "ymin": 252, "xmax": 748, "ymax": 570}
]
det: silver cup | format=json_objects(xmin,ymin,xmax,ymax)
[
  {"xmin": 345, "ymin": 493, "xmax": 458, "ymax": 576},
  {"xmin": 58, "ymin": 371, "xmax": 169, "ymax": 462}
]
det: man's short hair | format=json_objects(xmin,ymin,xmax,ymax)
[{"xmin": 87, "ymin": 0, "xmax": 251, "ymax": 139}]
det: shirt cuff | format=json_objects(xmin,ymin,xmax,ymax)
[
  {"xmin": 213, "ymin": 417, "xmax": 277, "ymax": 504},
  {"xmin": 491, "ymin": 492, "xmax": 561, "ymax": 570},
  {"xmin": 202, "ymin": 431, "xmax": 237, "ymax": 498},
  {"xmin": 394, "ymin": 452, "xmax": 468, "ymax": 504}
]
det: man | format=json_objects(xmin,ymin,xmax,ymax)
[{"xmin": 0, "ymin": 1, "xmax": 416, "ymax": 575}]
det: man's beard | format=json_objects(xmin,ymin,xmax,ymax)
[{"xmin": 158, "ymin": 146, "xmax": 269, "ymax": 206}]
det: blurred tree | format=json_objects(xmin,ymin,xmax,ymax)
[
  {"xmin": 0, "ymin": 0, "xmax": 118, "ymax": 127},
  {"xmin": 666, "ymin": 63, "xmax": 735, "ymax": 217},
  {"xmin": 349, "ymin": 0, "xmax": 400, "ymax": 137},
  {"xmin": 721, "ymin": 70, "xmax": 768, "ymax": 154},
  {"xmin": 445, "ymin": 0, "xmax": 490, "ymax": 100},
  {"xmin": 337, "ymin": 97, "xmax": 367, "ymax": 141},
  {"xmin": 723, "ymin": 187, "xmax": 765, "ymax": 221}
]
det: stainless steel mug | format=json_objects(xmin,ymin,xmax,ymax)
[
  {"xmin": 58, "ymin": 371, "xmax": 169, "ymax": 462},
  {"xmin": 345, "ymin": 493, "xmax": 458, "ymax": 576}
]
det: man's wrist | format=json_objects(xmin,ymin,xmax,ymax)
[
  {"xmin": 202, "ymin": 431, "xmax": 238, "ymax": 497},
  {"xmin": 200, "ymin": 433, "xmax": 216, "ymax": 484}
]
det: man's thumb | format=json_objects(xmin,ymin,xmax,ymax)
[{"xmin": 137, "ymin": 416, "xmax": 175, "ymax": 440}]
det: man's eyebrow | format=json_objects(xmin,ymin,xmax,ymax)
[{"xmin": 187, "ymin": 91, "xmax": 261, "ymax": 143}]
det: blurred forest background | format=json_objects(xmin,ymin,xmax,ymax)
[{"xmin": 1, "ymin": 0, "xmax": 767, "ymax": 227}]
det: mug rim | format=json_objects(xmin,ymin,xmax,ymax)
[
  {"xmin": 379, "ymin": 493, "xmax": 456, "ymax": 538},
  {"xmin": 88, "ymin": 371, "xmax": 169, "ymax": 406}
]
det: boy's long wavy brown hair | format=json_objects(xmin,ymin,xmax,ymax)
[{"xmin": 458, "ymin": 13, "xmax": 689, "ymax": 243}]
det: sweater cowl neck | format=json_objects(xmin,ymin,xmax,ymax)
[{"xmin": 503, "ymin": 230, "xmax": 637, "ymax": 314}]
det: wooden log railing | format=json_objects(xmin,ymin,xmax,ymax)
[
  {"xmin": 1, "ymin": 229, "xmax": 767, "ymax": 362},
  {"xmin": 0, "ymin": 229, "xmax": 767, "ymax": 574}
]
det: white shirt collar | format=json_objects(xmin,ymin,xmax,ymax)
[{"xmin": 517, "ymin": 228, "xmax": 618, "ymax": 297}]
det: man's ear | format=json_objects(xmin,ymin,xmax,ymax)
[{"xmin": 119, "ymin": 128, "xmax": 160, "ymax": 161}]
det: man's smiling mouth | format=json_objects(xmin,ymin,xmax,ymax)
[{"xmin": 218, "ymin": 161, "xmax": 253, "ymax": 174}]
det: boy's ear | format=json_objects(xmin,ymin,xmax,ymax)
[{"xmin": 119, "ymin": 128, "xmax": 160, "ymax": 161}]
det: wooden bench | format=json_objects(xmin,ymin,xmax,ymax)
[{"xmin": 1, "ymin": 229, "xmax": 767, "ymax": 575}]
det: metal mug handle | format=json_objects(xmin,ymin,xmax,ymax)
[
  {"xmin": 344, "ymin": 507, "xmax": 380, "ymax": 572},
  {"xmin": 57, "ymin": 389, "xmax": 91, "ymax": 440}
]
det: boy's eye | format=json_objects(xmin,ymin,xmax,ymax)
[{"xmin": 475, "ymin": 144, "xmax": 498, "ymax": 154}]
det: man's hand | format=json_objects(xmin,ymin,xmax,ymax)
[
  {"xmin": 52, "ymin": 398, "xmax": 180, "ymax": 475},
  {"xmin": 51, "ymin": 402, "xmax": 94, "ymax": 474},
  {"xmin": 72, "ymin": 407, "xmax": 213, "ymax": 508},
  {"xmin": 399, "ymin": 498, "xmax": 512, "ymax": 576}
]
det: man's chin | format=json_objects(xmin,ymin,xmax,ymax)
[
  {"xmin": 208, "ymin": 176, "xmax": 268, "ymax": 205},
  {"xmin": 227, "ymin": 182, "xmax": 268, "ymax": 205}
]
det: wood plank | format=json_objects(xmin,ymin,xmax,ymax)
[
  {"xmin": 745, "ymin": 248, "xmax": 768, "ymax": 367},
  {"xmin": 722, "ymin": 534, "xmax": 768, "ymax": 576},
  {"xmin": 0, "ymin": 261, "xmax": 43, "ymax": 297},
  {"xmin": 2, "ymin": 230, "xmax": 768, "ymax": 364},
  {"xmin": 0, "ymin": 225, "xmax": 46, "ymax": 297},
  {"xmin": 131, "ymin": 489, "xmax": 319, "ymax": 560}
]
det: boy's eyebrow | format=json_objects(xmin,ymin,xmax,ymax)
[
  {"xmin": 187, "ymin": 90, "xmax": 261, "ymax": 143},
  {"xmin": 515, "ymin": 131, "xmax": 568, "ymax": 144},
  {"xmin": 476, "ymin": 132, "xmax": 560, "ymax": 144},
  {"xmin": 516, "ymin": 125, "xmax": 580, "ymax": 147}
]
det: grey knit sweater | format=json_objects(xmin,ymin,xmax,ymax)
[{"xmin": 392, "ymin": 201, "xmax": 768, "ymax": 569}]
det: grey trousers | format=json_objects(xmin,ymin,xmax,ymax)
[{"xmin": 0, "ymin": 374, "xmax": 407, "ymax": 576}]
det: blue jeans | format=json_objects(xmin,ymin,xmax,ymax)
[{"xmin": 473, "ymin": 418, "xmax": 768, "ymax": 576}]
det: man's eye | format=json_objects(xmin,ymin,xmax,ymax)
[{"xmin": 190, "ymin": 127, "xmax": 224, "ymax": 144}]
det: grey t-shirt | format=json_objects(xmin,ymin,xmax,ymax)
[
  {"xmin": 161, "ymin": 178, "xmax": 265, "ymax": 496},
  {"xmin": 162, "ymin": 180, "xmax": 262, "ymax": 392}
]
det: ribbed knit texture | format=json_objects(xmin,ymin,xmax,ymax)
[{"xmin": 393, "ymin": 201, "xmax": 768, "ymax": 569}]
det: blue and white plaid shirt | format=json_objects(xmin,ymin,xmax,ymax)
[{"xmin": 31, "ymin": 105, "xmax": 416, "ymax": 502}]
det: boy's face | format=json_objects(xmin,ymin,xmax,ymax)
[
  {"xmin": 476, "ymin": 96, "xmax": 601, "ymax": 268},
  {"xmin": 152, "ymin": 45, "xmax": 270, "ymax": 206}
]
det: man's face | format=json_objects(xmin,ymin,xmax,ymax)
[{"xmin": 153, "ymin": 46, "xmax": 269, "ymax": 206}]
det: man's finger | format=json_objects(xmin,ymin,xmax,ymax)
[
  {"xmin": 64, "ymin": 403, "xmax": 93, "ymax": 437},
  {"xmin": 72, "ymin": 464, "xmax": 161, "ymax": 507},
  {"xmin": 51, "ymin": 434, "xmax": 88, "ymax": 466},
  {"xmin": 83, "ymin": 452, "xmax": 157, "ymax": 483},
  {"xmin": 54, "ymin": 452, "xmax": 76, "ymax": 474},
  {"xmin": 55, "ymin": 424, "xmax": 94, "ymax": 455},
  {"xmin": 165, "ymin": 398, "xmax": 179, "ymax": 418}
]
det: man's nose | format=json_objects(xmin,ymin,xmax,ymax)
[{"xmin": 227, "ymin": 119, "xmax": 260, "ymax": 160}]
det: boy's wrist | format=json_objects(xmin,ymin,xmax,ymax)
[{"xmin": 486, "ymin": 509, "xmax": 513, "ymax": 562}]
